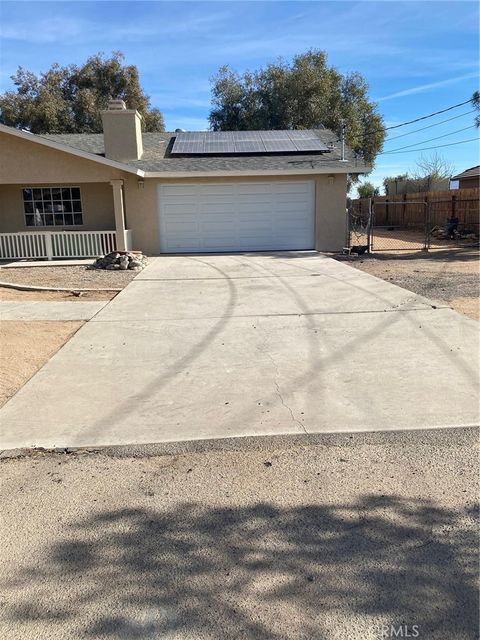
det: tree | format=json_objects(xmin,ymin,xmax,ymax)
[
  {"xmin": 382, "ymin": 153, "xmax": 453, "ymax": 195},
  {"xmin": 0, "ymin": 52, "xmax": 165, "ymax": 134},
  {"xmin": 382, "ymin": 174, "xmax": 408, "ymax": 195},
  {"xmin": 413, "ymin": 152, "xmax": 453, "ymax": 190},
  {"xmin": 209, "ymin": 50, "xmax": 385, "ymax": 164},
  {"xmin": 357, "ymin": 181, "xmax": 379, "ymax": 198},
  {"xmin": 472, "ymin": 90, "xmax": 480, "ymax": 127}
]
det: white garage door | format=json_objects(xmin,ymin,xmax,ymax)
[{"xmin": 157, "ymin": 181, "xmax": 315, "ymax": 253}]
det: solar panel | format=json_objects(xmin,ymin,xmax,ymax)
[
  {"xmin": 233, "ymin": 131, "xmax": 263, "ymax": 141},
  {"xmin": 171, "ymin": 130, "xmax": 330, "ymax": 155},
  {"xmin": 288, "ymin": 130, "xmax": 317, "ymax": 139},
  {"xmin": 208, "ymin": 132, "xmax": 234, "ymax": 140},
  {"xmin": 204, "ymin": 141, "xmax": 235, "ymax": 153},
  {"xmin": 260, "ymin": 131, "xmax": 291, "ymax": 141},
  {"xmin": 293, "ymin": 139, "xmax": 329, "ymax": 152},
  {"xmin": 263, "ymin": 139, "xmax": 297, "ymax": 152},
  {"xmin": 235, "ymin": 140, "xmax": 265, "ymax": 153}
]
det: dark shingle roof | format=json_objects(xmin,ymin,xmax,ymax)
[
  {"xmin": 451, "ymin": 165, "xmax": 480, "ymax": 181},
  {"xmin": 41, "ymin": 130, "xmax": 369, "ymax": 174}
]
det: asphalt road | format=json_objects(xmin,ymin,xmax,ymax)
[{"xmin": 1, "ymin": 427, "xmax": 478, "ymax": 640}]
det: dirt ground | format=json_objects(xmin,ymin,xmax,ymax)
[
  {"xmin": 0, "ymin": 265, "xmax": 134, "ymax": 406},
  {"xmin": 0, "ymin": 321, "xmax": 83, "ymax": 407},
  {"xmin": 0, "ymin": 427, "xmax": 477, "ymax": 639},
  {"xmin": 337, "ymin": 249, "xmax": 480, "ymax": 321},
  {"xmin": 0, "ymin": 265, "xmax": 137, "ymax": 289},
  {"xmin": 0, "ymin": 287, "xmax": 116, "ymax": 302}
]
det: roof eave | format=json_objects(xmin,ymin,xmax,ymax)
[
  {"xmin": 0, "ymin": 123, "xmax": 145, "ymax": 177},
  {"xmin": 143, "ymin": 166, "xmax": 370, "ymax": 179}
]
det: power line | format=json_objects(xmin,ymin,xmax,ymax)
[
  {"xmin": 383, "ymin": 125, "xmax": 476, "ymax": 153},
  {"xmin": 384, "ymin": 98, "xmax": 474, "ymax": 130},
  {"xmin": 385, "ymin": 109, "xmax": 475, "ymax": 141},
  {"xmin": 379, "ymin": 136, "xmax": 479, "ymax": 155},
  {"xmin": 348, "ymin": 97, "xmax": 475, "ymax": 141}
]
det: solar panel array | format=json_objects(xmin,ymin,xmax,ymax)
[{"xmin": 171, "ymin": 130, "xmax": 329, "ymax": 155}]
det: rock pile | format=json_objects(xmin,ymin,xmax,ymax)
[{"xmin": 90, "ymin": 251, "xmax": 148, "ymax": 271}]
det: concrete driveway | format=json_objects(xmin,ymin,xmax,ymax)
[{"xmin": 0, "ymin": 252, "xmax": 478, "ymax": 450}]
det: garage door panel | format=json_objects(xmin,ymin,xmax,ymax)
[
  {"xmin": 274, "ymin": 181, "xmax": 310, "ymax": 194},
  {"xmin": 158, "ymin": 181, "xmax": 314, "ymax": 253},
  {"xmin": 237, "ymin": 183, "xmax": 273, "ymax": 195},
  {"xmin": 199, "ymin": 204, "xmax": 237, "ymax": 216},
  {"xmin": 162, "ymin": 185, "xmax": 199, "ymax": 197},
  {"xmin": 199, "ymin": 184, "xmax": 235, "ymax": 197}
]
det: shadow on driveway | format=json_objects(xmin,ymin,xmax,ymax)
[{"xmin": 3, "ymin": 495, "xmax": 478, "ymax": 639}]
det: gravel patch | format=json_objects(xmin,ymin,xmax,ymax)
[{"xmin": 0, "ymin": 266, "xmax": 137, "ymax": 290}]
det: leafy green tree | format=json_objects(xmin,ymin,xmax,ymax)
[
  {"xmin": 209, "ymin": 50, "xmax": 385, "ymax": 164},
  {"xmin": 357, "ymin": 181, "xmax": 379, "ymax": 198},
  {"xmin": 0, "ymin": 52, "xmax": 165, "ymax": 134}
]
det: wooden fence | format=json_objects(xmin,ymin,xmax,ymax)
[{"xmin": 351, "ymin": 188, "xmax": 479, "ymax": 228}]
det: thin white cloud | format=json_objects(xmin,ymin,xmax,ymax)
[
  {"xmin": 0, "ymin": 16, "xmax": 86, "ymax": 43},
  {"xmin": 377, "ymin": 72, "xmax": 479, "ymax": 102},
  {"xmin": 0, "ymin": 9, "xmax": 230, "ymax": 45}
]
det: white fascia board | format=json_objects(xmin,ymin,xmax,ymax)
[
  {"xmin": 144, "ymin": 167, "xmax": 369, "ymax": 179},
  {"xmin": 0, "ymin": 124, "xmax": 145, "ymax": 177}
]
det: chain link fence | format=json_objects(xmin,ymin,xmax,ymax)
[{"xmin": 348, "ymin": 192, "xmax": 479, "ymax": 253}]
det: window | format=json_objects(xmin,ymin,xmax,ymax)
[{"xmin": 23, "ymin": 187, "xmax": 83, "ymax": 227}]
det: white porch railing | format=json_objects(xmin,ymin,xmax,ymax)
[{"xmin": 0, "ymin": 230, "xmax": 131, "ymax": 260}]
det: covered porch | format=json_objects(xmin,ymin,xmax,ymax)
[{"xmin": 0, "ymin": 179, "xmax": 132, "ymax": 260}]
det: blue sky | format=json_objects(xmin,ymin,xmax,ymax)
[{"xmin": 0, "ymin": 0, "xmax": 478, "ymax": 193}]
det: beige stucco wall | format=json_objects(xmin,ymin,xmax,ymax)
[
  {"xmin": 0, "ymin": 131, "xmax": 348, "ymax": 253},
  {"xmin": 123, "ymin": 174, "xmax": 347, "ymax": 255},
  {"xmin": 0, "ymin": 183, "xmax": 115, "ymax": 232},
  {"xmin": 314, "ymin": 173, "xmax": 347, "ymax": 252},
  {"xmin": 0, "ymin": 132, "xmax": 126, "ymax": 184},
  {"xmin": 101, "ymin": 110, "xmax": 143, "ymax": 162}
]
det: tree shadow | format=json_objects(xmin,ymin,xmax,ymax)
[{"xmin": 3, "ymin": 495, "xmax": 478, "ymax": 639}]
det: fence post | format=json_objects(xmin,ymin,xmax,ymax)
[
  {"xmin": 424, "ymin": 197, "xmax": 430, "ymax": 251},
  {"xmin": 44, "ymin": 232, "xmax": 53, "ymax": 261},
  {"xmin": 366, "ymin": 198, "xmax": 372, "ymax": 253}
]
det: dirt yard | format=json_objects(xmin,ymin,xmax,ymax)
[
  {"xmin": 0, "ymin": 321, "xmax": 83, "ymax": 407},
  {"xmin": 337, "ymin": 249, "xmax": 479, "ymax": 321},
  {"xmin": 0, "ymin": 264, "xmax": 142, "ymax": 405},
  {"xmin": 0, "ymin": 265, "xmax": 137, "ymax": 290},
  {"xmin": 0, "ymin": 288, "xmax": 116, "ymax": 302},
  {"xmin": 0, "ymin": 263, "xmax": 139, "ymax": 301}
]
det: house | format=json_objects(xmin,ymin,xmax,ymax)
[
  {"xmin": 0, "ymin": 100, "xmax": 369, "ymax": 259},
  {"xmin": 450, "ymin": 166, "xmax": 480, "ymax": 190}
]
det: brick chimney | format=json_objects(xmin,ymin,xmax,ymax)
[{"xmin": 101, "ymin": 99, "xmax": 143, "ymax": 162}]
